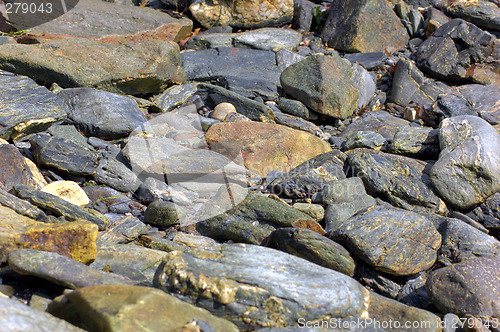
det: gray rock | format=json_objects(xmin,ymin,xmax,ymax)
[
  {"xmin": 273, "ymin": 112, "xmax": 321, "ymax": 135},
  {"xmin": 343, "ymin": 131, "xmax": 386, "ymax": 151},
  {"xmin": 351, "ymin": 63, "xmax": 376, "ymax": 109},
  {"xmin": 0, "ymin": 187, "xmax": 47, "ymax": 222},
  {"xmin": 0, "ymin": 144, "xmax": 47, "ymax": 192},
  {"xmin": 356, "ymin": 263, "xmax": 402, "ymax": 299},
  {"xmin": 430, "ymin": 115, "xmax": 500, "ymax": 208},
  {"xmin": 0, "ymin": 70, "xmax": 68, "ymax": 140},
  {"xmin": 98, "ymin": 216, "xmax": 149, "ymax": 245},
  {"xmin": 389, "ymin": 126, "xmax": 440, "ymax": 158},
  {"xmin": 291, "ymin": 0, "xmax": 316, "ymax": 32},
  {"xmin": 397, "ymin": 273, "xmax": 434, "ymax": 311},
  {"xmin": 144, "ymin": 199, "xmax": 185, "ymax": 227},
  {"xmin": 48, "ymin": 125, "xmax": 89, "ymax": 148},
  {"xmin": 57, "ymin": 88, "xmax": 147, "ymax": 139},
  {"xmin": 277, "ymin": 98, "xmax": 318, "ymax": 121},
  {"xmin": 184, "ymin": 32, "xmax": 235, "ymax": 50},
  {"xmin": 445, "ymin": 0, "xmax": 500, "ymax": 32},
  {"xmin": 327, "ymin": 205, "xmax": 441, "ymax": 276},
  {"xmin": 233, "ymin": 28, "xmax": 303, "ymax": 51},
  {"xmin": 95, "ymin": 158, "xmax": 141, "ymax": 193},
  {"xmin": 152, "ymin": 83, "xmax": 198, "ymax": 112},
  {"xmin": 343, "ymin": 52, "xmax": 387, "ymax": 70},
  {"xmin": 275, "ymin": 49, "xmax": 306, "ymax": 72},
  {"xmin": 467, "ymin": 191, "xmax": 500, "ymax": 234}
]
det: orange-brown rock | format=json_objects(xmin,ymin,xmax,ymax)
[
  {"xmin": 0, "ymin": 144, "xmax": 47, "ymax": 192},
  {"xmin": 205, "ymin": 122, "xmax": 332, "ymax": 177}
]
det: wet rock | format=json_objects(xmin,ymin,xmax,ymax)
[
  {"xmin": 144, "ymin": 200, "xmax": 185, "ymax": 227},
  {"xmin": 343, "ymin": 131, "xmax": 386, "ymax": 151},
  {"xmin": 344, "ymin": 52, "xmax": 387, "ymax": 70},
  {"xmin": 205, "ymin": 121, "xmax": 331, "ymax": 177},
  {"xmin": 0, "ymin": 144, "xmax": 47, "ymax": 192},
  {"xmin": 7, "ymin": 249, "xmax": 135, "ymax": 289},
  {"xmin": 430, "ymin": 115, "xmax": 500, "ymax": 209},
  {"xmin": 445, "ymin": 0, "xmax": 500, "ymax": 32},
  {"xmin": 47, "ymin": 285, "xmax": 238, "ymax": 332},
  {"xmin": 0, "ymin": 70, "xmax": 68, "ymax": 140},
  {"xmin": 389, "ymin": 126, "xmax": 440, "ymax": 158},
  {"xmin": 280, "ymin": 54, "xmax": 359, "ymax": 119},
  {"xmin": 426, "ymin": 256, "xmax": 500, "ymax": 317},
  {"xmin": 0, "ymin": 38, "xmax": 184, "ymax": 95},
  {"xmin": 189, "ymin": 0, "xmax": 293, "ymax": 29},
  {"xmin": 327, "ymin": 205, "xmax": 441, "ymax": 276},
  {"xmin": 0, "ymin": 206, "xmax": 97, "ymax": 264},
  {"xmin": 265, "ymin": 227, "xmax": 355, "ymax": 276},
  {"xmin": 320, "ymin": 0, "xmax": 408, "ymax": 53},
  {"xmin": 95, "ymin": 158, "xmax": 141, "ymax": 193},
  {"xmin": 233, "ymin": 28, "xmax": 302, "ymax": 51},
  {"xmin": 346, "ymin": 149, "xmax": 448, "ymax": 214},
  {"xmin": 57, "ymin": 88, "xmax": 147, "ymax": 139},
  {"xmin": 41, "ymin": 181, "xmax": 89, "ymax": 207}
]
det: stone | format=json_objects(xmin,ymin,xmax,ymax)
[
  {"xmin": 265, "ymin": 227, "xmax": 355, "ymax": 276},
  {"xmin": 0, "ymin": 70, "xmax": 69, "ymax": 140},
  {"xmin": 41, "ymin": 181, "xmax": 89, "ymax": 207},
  {"xmin": 13, "ymin": 185, "xmax": 109, "ymax": 231},
  {"xmin": 8, "ymin": 249, "xmax": 135, "ymax": 289},
  {"xmin": 144, "ymin": 200, "xmax": 185, "ymax": 227},
  {"xmin": 467, "ymin": 191, "xmax": 500, "ymax": 234},
  {"xmin": 98, "ymin": 216, "xmax": 148, "ymax": 245},
  {"xmin": 346, "ymin": 149, "xmax": 448, "ymax": 214},
  {"xmin": 344, "ymin": 52, "xmax": 387, "ymax": 71},
  {"xmin": 320, "ymin": 0, "xmax": 408, "ymax": 53},
  {"xmin": 47, "ymin": 285, "xmax": 238, "ymax": 332},
  {"xmin": 95, "ymin": 158, "xmax": 141, "ymax": 193},
  {"xmin": 0, "ymin": 206, "xmax": 97, "ymax": 264},
  {"xmin": 327, "ymin": 205, "xmax": 441, "ymax": 276},
  {"xmin": 280, "ymin": 54, "xmax": 359, "ymax": 119},
  {"xmin": 183, "ymin": 32, "xmax": 235, "ymax": 50},
  {"xmin": 356, "ymin": 263, "xmax": 402, "ymax": 299},
  {"xmin": 424, "ymin": 7, "xmax": 451, "ymax": 37},
  {"xmin": 57, "ymin": 88, "xmax": 147, "ymax": 139},
  {"xmin": 135, "ymin": 177, "xmax": 189, "ymax": 205},
  {"xmin": 211, "ymin": 102, "xmax": 237, "ymax": 121},
  {"xmin": 0, "ymin": 187, "xmax": 47, "ymax": 221},
  {"xmin": 272, "ymin": 112, "xmax": 321, "ymax": 135},
  {"xmin": 395, "ymin": 2, "xmax": 425, "ymax": 38},
  {"xmin": 0, "ymin": 38, "xmax": 184, "ymax": 95},
  {"xmin": 233, "ymin": 28, "xmax": 303, "ymax": 51},
  {"xmin": 426, "ymin": 257, "xmax": 500, "ymax": 317},
  {"xmin": 430, "ymin": 115, "xmax": 500, "ymax": 208},
  {"xmin": 206, "ymin": 121, "xmax": 331, "ymax": 177},
  {"xmin": 292, "ymin": 203, "xmax": 324, "ymax": 221},
  {"xmin": 445, "ymin": 0, "xmax": 500, "ymax": 32},
  {"xmin": 351, "ymin": 63, "xmax": 376, "ymax": 109},
  {"xmin": 152, "ymin": 83, "xmax": 198, "ymax": 112},
  {"xmin": 277, "ymin": 98, "xmax": 318, "ymax": 121},
  {"xmin": 48, "ymin": 125, "xmax": 89, "ymax": 148},
  {"xmin": 389, "ymin": 127, "xmax": 440, "ymax": 159},
  {"xmin": 0, "ymin": 144, "xmax": 47, "ymax": 192},
  {"xmin": 0, "ymin": 297, "xmax": 85, "ymax": 332},
  {"xmin": 291, "ymin": 0, "xmax": 316, "ymax": 32},
  {"xmin": 189, "ymin": 0, "xmax": 293, "ymax": 29},
  {"xmin": 343, "ymin": 130, "xmax": 386, "ymax": 151}
]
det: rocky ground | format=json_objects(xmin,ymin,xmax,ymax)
[{"xmin": 0, "ymin": 0, "xmax": 499, "ymax": 330}]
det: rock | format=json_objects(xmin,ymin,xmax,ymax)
[
  {"xmin": 276, "ymin": 49, "xmax": 306, "ymax": 72},
  {"xmin": 344, "ymin": 52, "xmax": 387, "ymax": 70},
  {"xmin": 0, "ymin": 187, "xmax": 47, "ymax": 221},
  {"xmin": 397, "ymin": 273, "xmax": 434, "ymax": 311},
  {"xmin": 98, "ymin": 216, "xmax": 148, "ymax": 245},
  {"xmin": 57, "ymin": 88, "xmax": 147, "ymax": 139},
  {"xmin": 343, "ymin": 130, "xmax": 386, "ymax": 151},
  {"xmin": 41, "ymin": 181, "xmax": 89, "ymax": 207},
  {"xmin": 280, "ymin": 54, "xmax": 359, "ymax": 119},
  {"xmin": 320, "ymin": 0, "xmax": 408, "ymax": 53},
  {"xmin": 327, "ymin": 205, "xmax": 441, "ymax": 276},
  {"xmin": 0, "ymin": 297, "xmax": 85, "ymax": 332},
  {"xmin": 29, "ymin": 133, "xmax": 99, "ymax": 176},
  {"xmin": 351, "ymin": 63, "xmax": 376, "ymax": 109},
  {"xmin": 0, "ymin": 206, "xmax": 97, "ymax": 264},
  {"xmin": 233, "ymin": 28, "xmax": 303, "ymax": 51},
  {"xmin": 430, "ymin": 115, "xmax": 500, "ymax": 209},
  {"xmin": 152, "ymin": 83, "xmax": 198, "ymax": 112},
  {"xmin": 184, "ymin": 32, "xmax": 235, "ymax": 50},
  {"xmin": 47, "ymin": 285, "xmax": 238, "ymax": 332},
  {"xmin": 272, "ymin": 112, "xmax": 321, "ymax": 135},
  {"xmin": 13, "ymin": 185, "xmax": 109, "ymax": 231},
  {"xmin": 139, "ymin": 231, "xmax": 220, "ymax": 253},
  {"xmin": 189, "ymin": 0, "xmax": 293, "ymax": 29},
  {"xmin": 0, "ymin": 38, "xmax": 184, "ymax": 95},
  {"xmin": 292, "ymin": 203, "xmax": 324, "ymax": 221},
  {"xmin": 445, "ymin": 0, "xmax": 500, "ymax": 32},
  {"xmin": 48, "ymin": 125, "xmax": 89, "ymax": 148},
  {"xmin": 136, "ymin": 177, "xmax": 189, "ymax": 205},
  {"xmin": 265, "ymin": 227, "xmax": 355, "ymax": 276},
  {"xmin": 144, "ymin": 200, "xmax": 185, "ymax": 227},
  {"xmin": 424, "ymin": 7, "xmax": 451, "ymax": 37},
  {"xmin": 212, "ymin": 102, "xmax": 237, "ymax": 120},
  {"xmin": 95, "ymin": 158, "xmax": 141, "ymax": 193},
  {"xmin": 346, "ymin": 149, "xmax": 448, "ymax": 214},
  {"xmin": 291, "ymin": 0, "xmax": 316, "ymax": 32},
  {"xmin": 416, "ymin": 19, "xmax": 498, "ymax": 86},
  {"xmin": 389, "ymin": 126, "xmax": 440, "ymax": 158},
  {"xmin": 356, "ymin": 263, "xmax": 402, "ymax": 299},
  {"xmin": 25, "ymin": 0, "xmax": 192, "ymax": 43},
  {"xmin": 395, "ymin": 2, "xmax": 425, "ymax": 38},
  {"xmin": 426, "ymin": 257, "xmax": 500, "ymax": 317},
  {"xmin": 467, "ymin": 191, "xmax": 500, "ymax": 234},
  {"xmin": 0, "ymin": 70, "xmax": 69, "ymax": 140},
  {"xmin": 0, "ymin": 144, "xmax": 47, "ymax": 192},
  {"xmin": 277, "ymin": 98, "xmax": 318, "ymax": 121}
]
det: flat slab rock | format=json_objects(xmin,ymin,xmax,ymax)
[
  {"xmin": 339, "ymin": 110, "xmax": 412, "ymax": 141},
  {"xmin": 0, "ymin": 144, "xmax": 47, "ymax": 192}
]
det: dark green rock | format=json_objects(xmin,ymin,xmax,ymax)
[
  {"xmin": 144, "ymin": 200, "xmax": 185, "ymax": 227},
  {"xmin": 277, "ymin": 98, "xmax": 318, "ymax": 120},
  {"xmin": 389, "ymin": 127, "xmax": 440, "ymax": 159}
]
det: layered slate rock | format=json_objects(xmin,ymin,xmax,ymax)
[
  {"xmin": 346, "ymin": 149, "xmax": 448, "ymax": 214},
  {"xmin": 389, "ymin": 127, "xmax": 440, "ymax": 159},
  {"xmin": 280, "ymin": 54, "xmax": 359, "ymax": 119},
  {"xmin": 444, "ymin": 0, "xmax": 500, "ymax": 32},
  {"xmin": 0, "ymin": 38, "xmax": 184, "ymax": 94},
  {"xmin": 0, "ymin": 144, "xmax": 47, "ymax": 192},
  {"xmin": 0, "ymin": 187, "xmax": 47, "ymax": 221},
  {"xmin": 47, "ymin": 285, "xmax": 238, "ymax": 332},
  {"xmin": 426, "ymin": 257, "xmax": 500, "ymax": 317},
  {"xmin": 327, "ymin": 206, "xmax": 441, "ymax": 276},
  {"xmin": 339, "ymin": 110, "xmax": 412, "ymax": 141},
  {"xmin": 467, "ymin": 192, "xmax": 500, "ymax": 233},
  {"xmin": 320, "ymin": 0, "xmax": 408, "ymax": 53},
  {"xmin": 57, "ymin": 88, "xmax": 147, "ymax": 139},
  {"xmin": 189, "ymin": 0, "xmax": 293, "ymax": 29},
  {"xmin": 430, "ymin": 115, "xmax": 500, "ymax": 209},
  {"xmin": 0, "ymin": 70, "xmax": 68, "ymax": 140},
  {"xmin": 205, "ymin": 121, "xmax": 332, "ymax": 177}
]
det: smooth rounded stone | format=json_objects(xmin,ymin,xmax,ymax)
[
  {"xmin": 327, "ymin": 205, "xmax": 442, "ymax": 276},
  {"xmin": 0, "ymin": 38, "xmax": 184, "ymax": 95},
  {"xmin": 277, "ymin": 98, "xmax": 318, "ymax": 121},
  {"xmin": 265, "ymin": 228, "xmax": 355, "ymax": 276},
  {"xmin": 344, "ymin": 52, "xmax": 387, "ymax": 70},
  {"xmin": 98, "ymin": 216, "xmax": 149, "ymax": 245},
  {"xmin": 7, "ymin": 249, "xmax": 135, "ymax": 289},
  {"xmin": 416, "ymin": 19, "xmax": 498, "ymax": 85},
  {"xmin": 13, "ymin": 184, "xmax": 109, "ymax": 231},
  {"xmin": 153, "ymin": 243, "xmax": 370, "ymax": 328},
  {"xmin": 389, "ymin": 126, "xmax": 440, "ymax": 158},
  {"xmin": 0, "ymin": 187, "xmax": 47, "ymax": 221},
  {"xmin": 320, "ymin": 0, "xmax": 408, "ymax": 53},
  {"xmin": 430, "ymin": 115, "xmax": 500, "ymax": 209},
  {"xmin": 346, "ymin": 149, "xmax": 448, "ymax": 214},
  {"xmin": 95, "ymin": 158, "xmax": 141, "ymax": 193},
  {"xmin": 292, "ymin": 203, "xmax": 324, "ymax": 221},
  {"xmin": 273, "ymin": 112, "xmax": 321, "ymax": 135},
  {"xmin": 426, "ymin": 256, "xmax": 500, "ymax": 317},
  {"xmin": 47, "ymin": 285, "xmax": 238, "ymax": 332},
  {"xmin": 136, "ymin": 177, "xmax": 190, "ymax": 205},
  {"xmin": 211, "ymin": 102, "xmax": 237, "ymax": 121},
  {"xmin": 351, "ymin": 63, "xmax": 376, "ymax": 109},
  {"xmin": 0, "ymin": 144, "xmax": 47, "ymax": 192},
  {"xmin": 431, "ymin": 84, "xmax": 500, "ymax": 125},
  {"xmin": 152, "ymin": 83, "xmax": 198, "ymax": 112},
  {"xmin": 144, "ymin": 200, "xmax": 185, "ymax": 227},
  {"xmin": 41, "ymin": 181, "xmax": 89, "ymax": 207},
  {"xmin": 0, "ymin": 296, "xmax": 86, "ymax": 332},
  {"xmin": 445, "ymin": 0, "xmax": 500, "ymax": 31},
  {"xmin": 339, "ymin": 110, "xmax": 412, "ymax": 142},
  {"xmin": 0, "ymin": 70, "xmax": 69, "ymax": 140},
  {"xmin": 30, "ymin": 133, "xmax": 99, "ymax": 176},
  {"xmin": 280, "ymin": 54, "xmax": 359, "ymax": 120},
  {"xmin": 57, "ymin": 88, "xmax": 147, "ymax": 139},
  {"xmin": 388, "ymin": 58, "xmax": 449, "ymax": 109},
  {"xmin": 343, "ymin": 130, "xmax": 386, "ymax": 151},
  {"xmin": 233, "ymin": 28, "xmax": 303, "ymax": 51},
  {"xmin": 205, "ymin": 121, "xmax": 331, "ymax": 177},
  {"xmin": 189, "ymin": 0, "xmax": 293, "ymax": 29}
]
